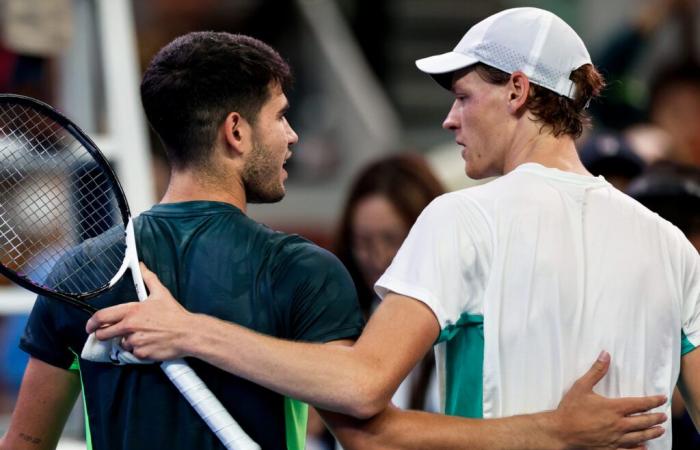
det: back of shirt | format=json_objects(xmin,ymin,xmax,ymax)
[
  {"xmin": 475, "ymin": 164, "xmax": 699, "ymax": 449},
  {"xmin": 22, "ymin": 201, "xmax": 363, "ymax": 450},
  {"xmin": 377, "ymin": 163, "xmax": 700, "ymax": 450}
]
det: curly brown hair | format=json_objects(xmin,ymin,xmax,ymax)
[{"xmin": 473, "ymin": 63, "xmax": 605, "ymax": 138}]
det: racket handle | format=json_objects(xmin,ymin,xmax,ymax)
[
  {"xmin": 125, "ymin": 220, "xmax": 258, "ymax": 449},
  {"xmin": 161, "ymin": 359, "xmax": 261, "ymax": 450}
]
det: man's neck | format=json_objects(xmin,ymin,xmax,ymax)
[
  {"xmin": 503, "ymin": 128, "xmax": 590, "ymax": 176},
  {"xmin": 160, "ymin": 169, "xmax": 247, "ymax": 213}
]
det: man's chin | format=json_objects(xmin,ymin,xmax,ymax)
[
  {"xmin": 465, "ymin": 165, "xmax": 481, "ymax": 180},
  {"xmin": 247, "ymin": 188, "xmax": 286, "ymax": 204},
  {"xmin": 465, "ymin": 163, "xmax": 495, "ymax": 180}
]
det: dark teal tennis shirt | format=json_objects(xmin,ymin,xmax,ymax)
[{"xmin": 21, "ymin": 201, "xmax": 364, "ymax": 450}]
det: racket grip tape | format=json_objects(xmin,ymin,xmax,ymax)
[{"xmin": 161, "ymin": 359, "xmax": 261, "ymax": 450}]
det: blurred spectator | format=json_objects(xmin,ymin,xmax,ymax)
[
  {"xmin": 335, "ymin": 154, "xmax": 445, "ymax": 320},
  {"xmin": 623, "ymin": 124, "xmax": 673, "ymax": 164},
  {"xmin": 334, "ymin": 153, "xmax": 443, "ymax": 406},
  {"xmin": 591, "ymin": 0, "xmax": 700, "ymax": 169},
  {"xmin": 591, "ymin": 0, "xmax": 697, "ymax": 130},
  {"xmin": 305, "ymin": 154, "xmax": 446, "ymax": 449},
  {"xmin": 579, "ymin": 133, "xmax": 646, "ymax": 190},
  {"xmin": 648, "ymin": 61, "xmax": 700, "ymax": 166},
  {"xmin": 628, "ymin": 162, "xmax": 700, "ymax": 248}
]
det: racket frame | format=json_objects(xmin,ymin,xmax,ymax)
[{"xmin": 0, "ymin": 94, "xmax": 132, "ymax": 314}]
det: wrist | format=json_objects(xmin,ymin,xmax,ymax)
[
  {"xmin": 531, "ymin": 411, "xmax": 568, "ymax": 450},
  {"xmin": 178, "ymin": 312, "xmax": 208, "ymax": 358}
]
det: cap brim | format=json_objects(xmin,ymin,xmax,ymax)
[{"xmin": 415, "ymin": 52, "xmax": 479, "ymax": 90}]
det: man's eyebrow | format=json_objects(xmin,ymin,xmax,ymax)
[{"xmin": 279, "ymin": 103, "xmax": 290, "ymax": 115}]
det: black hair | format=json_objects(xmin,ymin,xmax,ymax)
[{"xmin": 140, "ymin": 32, "xmax": 292, "ymax": 170}]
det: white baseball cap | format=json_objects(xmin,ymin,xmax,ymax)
[{"xmin": 415, "ymin": 7, "xmax": 592, "ymax": 99}]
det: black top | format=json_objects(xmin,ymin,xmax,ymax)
[{"xmin": 21, "ymin": 201, "xmax": 364, "ymax": 450}]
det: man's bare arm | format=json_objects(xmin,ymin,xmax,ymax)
[
  {"xmin": 89, "ymin": 264, "xmax": 437, "ymax": 417},
  {"xmin": 0, "ymin": 357, "xmax": 80, "ymax": 450},
  {"xmin": 677, "ymin": 346, "xmax": 700, "ymax": 428},
  {"xmin": 322, "ymin": 354, "xmax": 666, "ymax": 450}
]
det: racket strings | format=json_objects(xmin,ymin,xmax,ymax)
[
  {"xmin": 0, "ymin": 120, "xmax": 77, "ymax": 275},
  {"xmin": 0, "ymin": 106, "xmax": 69, "ymax": 164},
  {"xmin": 0, "ymin": 102, "xmax": 126, "ymax": 294}
]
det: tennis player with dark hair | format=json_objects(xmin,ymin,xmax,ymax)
[
  {"xmin": 85, "ymin": 7, "xmax": 693, "ymax": 450},
  {"xmin": 0, "ymin": 31, "xmax": 365, "ymax": 450}
]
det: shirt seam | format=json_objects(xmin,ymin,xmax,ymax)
[{"xmin": 376, "ymin": 275, "xmax": 450, "ymax": 329}]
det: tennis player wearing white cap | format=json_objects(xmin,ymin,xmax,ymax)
[{"xmin": 87, "ymin": 7, "xmax": 697, "ymax": 450}]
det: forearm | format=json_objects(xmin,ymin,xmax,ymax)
[
  {"xmin": 327, "ymin": 407, "xmax": 565, "ymax": 450},
  {"xmin": 183, "ymin": 313, "xmax": 390, "ymax": 417},
  {"xmin": 679, "ymin": 347, "xmax": 700, "ymax": 430},
  {"xmin": 1, "ymin": 358, "xmax": 80, "ymax": 450},
  {"xmin": 679, "ymin": 389, "xmax": 700, "ymax": 429},
  {"xmin": 91, "ymin": 274, "xmax": 440, "ymax": 417},
  {"xmin": 326, "ymin": 353, "xmax": 667, "ymax": 450}
]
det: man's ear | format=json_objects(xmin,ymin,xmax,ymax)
[
  {"xmin": 222, "ymin": 112, "xmax": 251, "ymax": 156},
  {"xmin": 507, "ymin": 71, "xmax": 530, "ymax": 113}
]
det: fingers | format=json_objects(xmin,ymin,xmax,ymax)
[
  {"xmin": 139, "ymin": 262, "xmax": 166, "ymax": 294},
  {"xmin": 573, "ymin": 351, "xmax": 611, "ymax": 391},
  {"xmin": 616, "ymin": 425, "xmax": 665, "ymax": 448},
  {"xmin": 616, "ymin": 395, "xmax": 668, "ymax": 415},
  {"xmin": 86, "ymin": 303, "xmax": 136, "ymax": 333},
  {"xmin": 120, "ymin": 335, "xmax": 133, "ymax": 353},
  {"xmin": 86, "ymin": 262, "xmax": 161, "ymax": 334},
  {"xmin": 94, "ymin": 321, "xmax": 131, "ymax": 341},
  {"xmin": 620, "ymin": 412, "xmax": 668, "ymax": 431},
  {"xmin": 615, "ymin": 413, "xmax": 667, "ymax": 449},
  {"xmin": 139, "ymin": 262, "xmax": 180, "ymax": 308}
]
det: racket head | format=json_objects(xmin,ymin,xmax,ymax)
[{"xmin": 0, "ymin": 94, "xmax": 131, "ymax": 311}]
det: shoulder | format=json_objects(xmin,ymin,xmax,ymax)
[
  {"xmin": 424, "ymin": 174, "xmax": 534, "ymax": 217},
  {"xmin": 459, "ymin": 170, "xmax": 555, "ymax": 206},
  {"xmin": 417, "ymin": 190, "xmax": 493, "ymax": 235},
  {"xmin": 612, "ymin": 189, "xmax": 688, "ymax": 238},
  {"xmin": 269, "ymin": 234, "xmax": 347, "ymax": 275}
]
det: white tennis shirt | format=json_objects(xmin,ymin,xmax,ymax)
[{"xmin": 376, "ymin": 163, "xmax": 700, "ymax": 448}]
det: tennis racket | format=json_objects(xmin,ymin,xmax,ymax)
[{"xmin": 0, "ymin": 94, "xmax": 260, "ymax": 450}]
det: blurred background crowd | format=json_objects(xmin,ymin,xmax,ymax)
[{"xmin": 0, "ymin": 0, "xmax": 699, "ymax": 448}]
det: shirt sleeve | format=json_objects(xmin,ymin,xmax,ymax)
[
  {"xmin": 680, "ymin": 232, "xmax": 700, "ymax": 354},
  {"xmin": 18, "ymin": 241, "xmax": 114, "ymax": 369},
  {"xmin": 19, "ymin": 295, "xmax": 76, "ymax": 369},
  {"xmin": 270, "ymin": 238, "xmax": 365, "ymax": 343},
  {"xmin": 375, "ymin": 193, "xmax": 492, "ymax": 335}
]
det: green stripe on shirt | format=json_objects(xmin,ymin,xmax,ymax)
[
  {"xmin": 69, "ymin": 353, "xmax": 93, "ymax": 450},
  {"xmin": 682, "ymin": 330, "xmax": 696, "ymax": 356},
  {"xmin": 439, "ymin": 313, "xmax": 484, "ymax": 418},
  {"xmin": 284, "ymin": 397, "xmax": 308, "ymax": 450}
]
